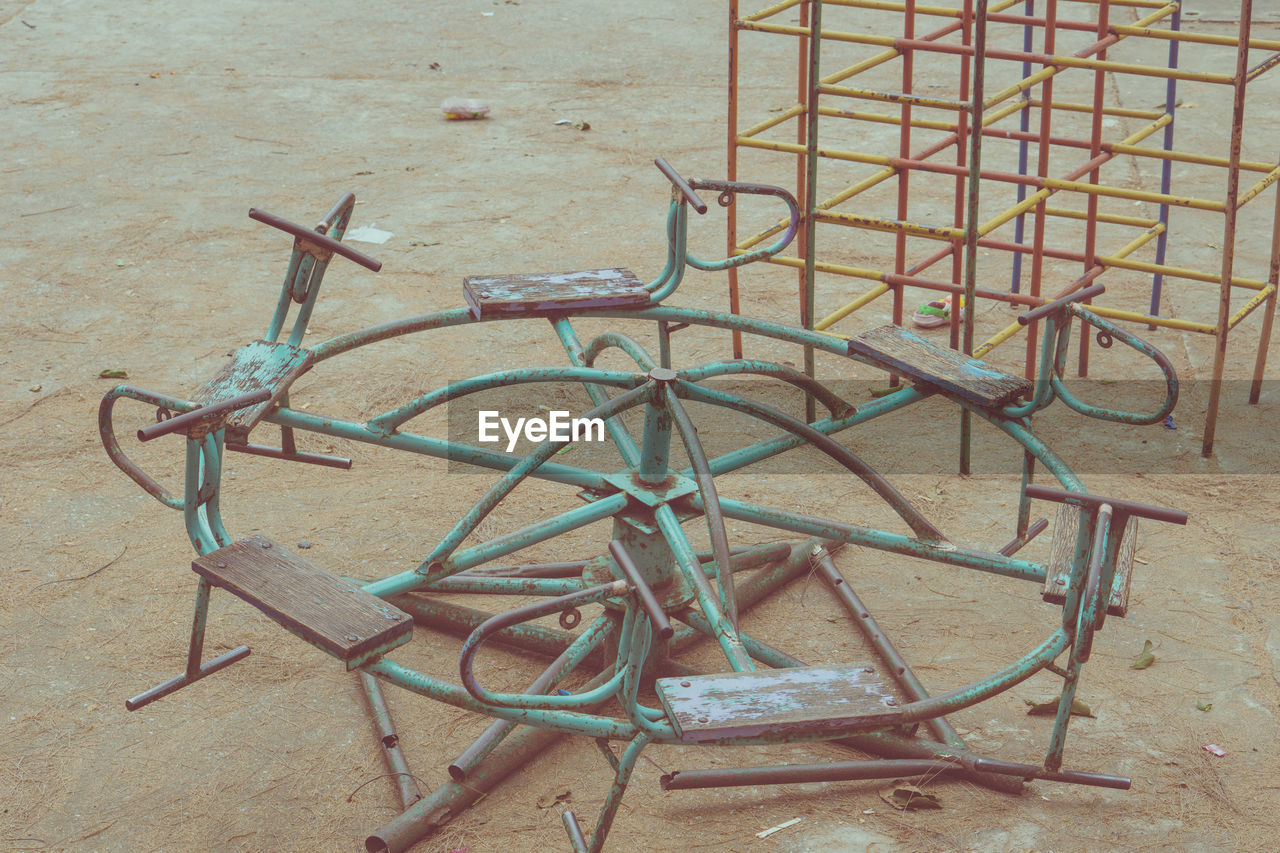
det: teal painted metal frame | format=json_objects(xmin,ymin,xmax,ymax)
[{"xmin": 101, "ymin": 164, "xmax": 1185, "ymax": 852}]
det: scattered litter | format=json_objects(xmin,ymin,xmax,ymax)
[
  {"xmin": 1202, "ymin": 744, "xmax": 1226, "ymax": 757},
  {"xmin": 29, "ymin": 384, "xmax": 42, "ymax": 392},
  {"xmin": 554, "ymin": 119, "xmax": 591, "ymax": 131},
  {"xmin": 297, "ymin": 540, "xmax": 313, "ymax": 550},
  {"xmin": 756, "ymin": 817, "xmax": 803, "ymax": 838},
  {"xmin": 1025, "ymin": 698, "xmax": 1095, "ymax": 718},
  {"xmin": 442, "ymin": 97, "xmax": 491, "ymax": 120},
  {"xmin": 536, "ymin": 788, "xmax": 571, "ymax": 809},
  {"xmin": 1196, "ymin": 700, "xmax": 1213, "ymax": 712},
  {"xmin": 1163, "ymin": 414, "xmax": 1177, "ymax": 430},
  {"xmin": 879, "ymin": 783, "xmax": 942, "ymax": 811},
  {"xmin": 345, "ymin": 224, "xmax": 394, "ymax": 245},
  {"xmin": 861, "ymin": 808, "xmax": 874, "ymax": 815},
  {"xmin": 115, "ymin": 259, "xmax": 128, "ymax": 267},
  {"xmin": 1131, "ymin": 639, "xmax": 1156, "ymax": 670},
  {"xmin": 98, "ymin": 369, "xmax": 128, "ymax": 379}
]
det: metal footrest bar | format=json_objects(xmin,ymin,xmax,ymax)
[
  {"xmin": 124, "ymin": 645, "xmax": 251, "ymax": 711},
  {"xmin": 661, "ymin": 755, "xmax": 1130, "ymax": 792},
  {"xmin": 999, "ymin": 516, "xmax": 1049, "ymax": 557},
  {"xmin": 226, "ymin": 439, "xmax": 353, "ymax": 469}
]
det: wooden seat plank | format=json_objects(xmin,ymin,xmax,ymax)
[
  {"xmin": 191, "ymin": 339, "xmax": 313, "ymax": 442},
  {"xmin": 655, "ymin": 663, "xmax": 903, "ymax": 743},
  {"xmin": 193, "ymin": 535, "xmax": 412, "ymax": 670},
  {"xmin": 848, "ymin": 325, "xmax": 1032, "ymax": 408},
  {"xmin": 463, "ymin": 268, "xmax": 651, "ymax": 319},
  {"xmin": 1042, "ymin": 504, "xmax": 1139, "ymax": 617}
]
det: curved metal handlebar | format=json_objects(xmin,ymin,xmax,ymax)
[
  {"xmin": 1023, "ymin": 485, "xmax": 1188, "ymax": 526},
  {"xmin": 1018, "ymin": 283, "xmax": 1106, "ymax": 325},
  {"xmin": 650, "ymin": 158, "xmax": 801, "ymax": 268},
  {"xmin": 687, "ymin": 178, "xmax": 801, "ymax": 271},
  {"xmin": 137, "ymin": 389, "xmax": 272, "ymax": 442},
  {"xmin": 654, "ymin": 158, "xmax": 708, "ymax": 214},
  {"xmin": 1053, "ymin": 307, "xmax": 1178, "ymax": 425},
  {"xmin": 458, "ymin": 579, "xmax": 630, "ymax": 709},
  {"xmin": 249, "ymin": 208, "xmax": 383, "ymax": 272},
  {"xmin": 99, "ymin": 385, "xmax": 197, "ymax": 509}
]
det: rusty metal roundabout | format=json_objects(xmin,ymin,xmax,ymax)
[{"xmin": 100, "ymin": 161, "xmax": 1188, "ymax": 852}]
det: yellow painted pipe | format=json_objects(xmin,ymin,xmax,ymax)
[
  {"xmin": 815, "ymin": 209, "xmax": 966, "ymax": 241},
  {"xmin": 766, "ymin": 254, "xmax": 886, "ymax": 282},
  {"xmin": 1097, "ymin": 255, "xmax": 1267, "ymax": 290},
  {"xmin": 738, "ymin": 105, "xmax": 805, "ymax": 140},
  {"xmin": 822, "ymin": 50, "xmax": 901, "ymax": 86},
  {"xmin": 819, "ymin": 83, "xmax": 968, "ymax": 112},
  {"xmin": 974, "ymin": 320, "xmax": 1026, "ymax": 359},
  {"xmin": 1027, "ymin": 98, "xmax": 1167, "ymax": 121},
  {"xmin": 1228, "ymin": 284, "xmax": 1278, "ymax": 330},
  {"xmin": 816, "ymin": 283, "xmax": 892, "ymax": 330},
  {"xmin": 1108, "ymin": 142, "xmax": 1278, "ymax": 174},
  {"xmin": 1114, "ymin": 24, "xmax": 1280, "ymax": 53},
  {"xmin": 1236, "ymin": 165, "xmax": 1280, "ymax": 210},
  {"xmin": 1039, "ymin": 178, "xmax": 1223, "ymax": 212},
  {"xmin": 818, "ymin": 168, "xmax": 897, "ymax": 210},
  {"xmin": 741, "ymin": 0, "xmax": 804, "ymax": 24},
  {"xmin": 818, "ymin": 106, "xmax": 954, "ymax": 132},
  {"xmin": 1044, "ymin": 206, "xmax": 1158, "ymax": 228},
  {"xmin": 736, "ymin": 21, "xmax": 897, "ymax": 48},
  {"xmin": 1087, "ymin": 305, "xmax": 1217, "ymax": 334}
]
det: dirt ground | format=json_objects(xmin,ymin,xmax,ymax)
[{"xmin": 3, "ymin": 2, "xmax": 1280, "ymax": 852}]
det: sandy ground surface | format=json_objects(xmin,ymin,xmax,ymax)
[{"xmin": 3, "ymin": 2, "xmax": 1280, "ymax": 852}]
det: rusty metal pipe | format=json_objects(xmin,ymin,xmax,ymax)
[
  {"xmin": 999, "ymin": 517, "xmax": 1049, "ymax": 557},
  {"xmin": 365, "ymin": 669, "xmax": 614, "ymax": 853},
  {"xmin": 1018, "ymin": 283, "xmax": 1106, "ymax": 325},
  {"xmin": 663, "ymin": 759, "xmax": 954, "ymax": 789},
  {"xmin": 1024, "ymin": 485, "xmax": 1188, "ymax": 526},
  {"xmin": 137, "ymin": 389, "xmax": 271, "ymax": 442},
  {"xmin": 449, "ymin": 614, "xmax": 614, "ymax": 782},
  {"xmin": 389, "ymin": 594, "xmax": 591, "ymax": 661},
  {"xmin": 662, "ymin": 754, "xmax": 1128, "ymax": 791},
  {"xmin": 460, "ymin": 560, "xmax": 588, "ymax": 578},
  {"xmin": 609, "ymin": 541, "xmax": 674, "ymax": 640},
  {"xmin": 359, "ymin": 672, "xmax": 421, "ymax": 808},
  {"xmin": 839, "ymin": 730, "xmax": 1024, "ymax": 794},
  {"xmin": 811, "ymin": 549, "xmax": 951, "ymax": 742}
]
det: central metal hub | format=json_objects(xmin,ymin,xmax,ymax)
[{"xmin": 599, "ymin": 469, "xmax": 699, "ymax": 508}]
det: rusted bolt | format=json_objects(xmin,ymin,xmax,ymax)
[
  {"xmin": 260, "ymin": 541, "xmax": 271, "ymax": 549},
  {"xmin": 347, "ymin": 634, "xmax": 360, "ymax": 642},
  {"xmin": 680, "ymin": 681, "xmax": 691, "ymax": 688},
  {"xmin": 216, "ymin": 562, "xmax": 226, "ymax": 568},
  {"xmin": 885, "ymin": 698, "xmax": 897, "ymax": 707},
  {"xmin": 698, "ymin": 716, "xmax": 709, "ymax": 723}
]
